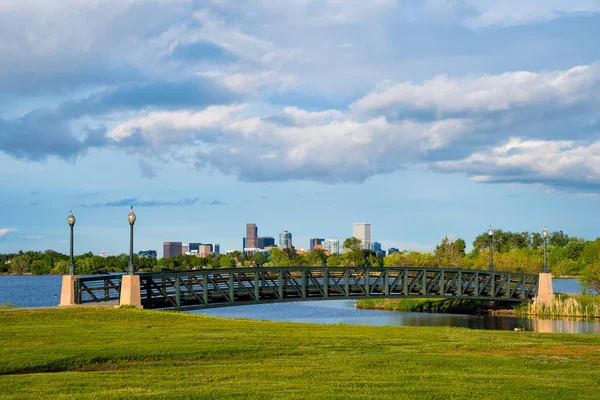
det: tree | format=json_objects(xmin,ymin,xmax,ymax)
[
  {"xmin": 268, "ymin": 248, "xmax": 293, "ymax": 266},
  {"xmin": 30, "ymin": 260, "xmax": 51, "ymax": 275},
  {"xmin": 326, "ymin": 254, "xmax": 344, "ymax": 267},
  {"xmin": 10, "ymin": 255, "xmax": 31, "ymax": 274},
  {"xmin": 252, "ymin": 252, "xmax": 268, "ymax": 266},
  {"xmin": 548, "ymin": 230, "xmax": 570, "ymax": 247},
  {"xmin": 302, "ymin": 250, "xmax": 327, "ymax": 266},
  {"xmin": 580, "ymin": 261, "xmax": 600, "ymax": 294},
  {"xmin": 219, "ymin": 255, "xmax": 235, "ymax": 269},
  {"xmin": 343, "ymin": 237, "xmax": 362, "ymax": 252}
]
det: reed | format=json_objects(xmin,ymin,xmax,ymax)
[{"xmin": 517, "ymin": 295, "xmax": 600, "ymax": 319}]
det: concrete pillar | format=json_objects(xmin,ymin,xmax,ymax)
[
  {"xmin": 119, "ymin": 274, "xmax": 142, "ymax": 309},
  {"xmin": 536, "ymin": 272, "xmax": 554, "ymax": 305},
  {"xmin": 59, "ymin": 275, "xmax": 80, "ymax": 307}
]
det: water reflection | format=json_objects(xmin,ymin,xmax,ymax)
[{"xmin": 193, "ymin": 299, "xmax": 600, "ymax": 334}]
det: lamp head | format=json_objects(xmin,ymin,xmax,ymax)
[
  {"xmin": 542, "ymin": 227, "xmax": 548, "ymax": 239},
  {"xmin": 488, "ymin": 225, "xmax": 494, "ymax": 237},
  {"xmin": 128, "ymin": 207, "xmax": 136, "ymax": 225},
  {"xmin": 67, "ymin": 211, "xmax": 76, "ymax": 227}
]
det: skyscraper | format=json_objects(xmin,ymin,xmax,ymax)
[
  {"xmin": 353, "ymin": 223, "xmax": 371, "ymax": 249},
  {"xmin": 212, "ymin": 244, "xmax": 220, "ymax": 255},
  {"xmin": 279, "ymin": 230, "xmax": 293, "ymax": 249},
  {"xmin": 257, "ymin": 237, "xmax": 275, "ymax": 249},
  {"xmin": 372, "ymin": 242, "xmax": 385, "ymax": 257},
  {"xmin": 310, "ymin": 238, "xmax": 325, "ymax": 250},
  {"xmin": 163, "ymin": 242, "xmax": 182, "ymax": 258},
  {"xmin": 323, "ymin": 238, "xmax": 340, "ymax": 254},
  {"xmin": 182, "ymin": 244, "xmax": 190, "ymax": 254},
  {"xmin": 246, "ymin": 223, "xmax": 258, "ymax": 249},
  {"xmin": 388, "ymin": 247, "xmax": 400, "ymax": 255}
]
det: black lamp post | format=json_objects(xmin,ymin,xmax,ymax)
[
  {"xmin": 488, "ymin": 225, "xmax": 494, "ymax": 271},
  {"xmin": 127, "ymin": 207, "xmax": 136, "ymax": 275},
  {"xmin": 67, "ymin": 211, "xmax": 76, "ymax": 275},
  {"xmin": 542, "ymin": 227, "xmax": 548, "ymax": 273}
]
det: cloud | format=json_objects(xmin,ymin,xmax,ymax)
[
  {"xmin": 0, "ymin": 228, "xmax": 16, "ymax": 238},
  {"xmin": 25, "ymin": 235, "xmax": 43, "ymax": 240},
  {"xmin": 434, "ymin": 138, "xmax": 600, "ymax": 192},
  {"xmin": 84, "ymin": 198, "xmax": 200, "ymax": 208},
  {"xmin": 205, "ymin": 200, "xmax": 227, "ymax": 206},
  {"xmin": 351, "ymin": 64, "xmax": 600, "ymax": 117}
]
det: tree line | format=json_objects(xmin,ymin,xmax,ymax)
[{"xmin": 1, "ymin": 231, "xmax": 599, "ymax": 292}]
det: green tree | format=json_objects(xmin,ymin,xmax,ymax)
[
  {"xmin": 326, "ymin": 254, "xmax": 344, "ymax": 267},
  {"xmin": 343, "ymin": 237, "xmax": 362, "ymax": 252},
  {"xmin": 219, "ymin": 255, "xmax": 235, "ymax": 269},
  {"xmin": 268, "ymin": 248, "xmax": 293, "ymax": 266},
  {"xmin": 302, "ymin": 250, "xmax": 327, "ymax": 266},
  {"xmin": 580, "ymin": 261, "xmax": 600, "ymax": 294},
  {"xmin": 252, "ymin": 252, "xmax": 268, "ymax": 266},
  {"xmin": 30, "ymin": 260, "xmax": 51, "ymax": 275}
]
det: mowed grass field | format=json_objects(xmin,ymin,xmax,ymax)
[{"xmin": 1, "ymin": 308, "xmax": 600, "ymax": 399}]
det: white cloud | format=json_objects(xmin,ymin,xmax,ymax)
[
  {"xmin": 351, "ymin": 64, "xmax": 600, "ymax": 116},
  {"xmin": 0, "ymin": 228, "xmax": 16, "ymax": 238},
  {"xmin": 435, "ymin": 138, "xmax": 600, "ymax": 190}
]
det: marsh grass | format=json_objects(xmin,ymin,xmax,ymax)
[
  {"xmin": 516, "ymin": 294, "xmax": 600, "ymax": 319},
  {"xmin": 1, "ymin": 308, "xmax": 600, "ymax": 399}
]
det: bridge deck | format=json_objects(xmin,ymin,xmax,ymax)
[{"xmin": 75, "ymin": 267, "xmax": 539, "ymax": 310}]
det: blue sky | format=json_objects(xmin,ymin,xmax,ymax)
[{"xmin": 2, "ymin": 0, "xmax": 600, "ymax": 256}]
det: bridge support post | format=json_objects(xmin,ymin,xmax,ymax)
[
  {"xmin": 119, "ymin": 274, "xmax": 142, "ymax": 309},
  {"xmin": 59, "ymin": 275, "xmax": 80, "ymax": 307},
  {"xmin": 535, "ymin": 273, "xmax": 553, "ymax": 305}
]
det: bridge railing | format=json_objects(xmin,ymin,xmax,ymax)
[
  {"xmin": 75, "ymin": 275, "xmax": 122, "ymax": 304},
  {"xmin": 135, "ymin": 267, "xmax": 539, "ymax": 310}
]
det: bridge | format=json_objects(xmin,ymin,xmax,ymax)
[{"xmin": 71, "ymin": 267, "xmax": 541, "ymax": 311}]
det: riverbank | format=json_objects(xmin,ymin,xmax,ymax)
[
  {"xmin": 1, "ymin": 308, "xmax": 600, "ymax": 399},
  {"xmin": 355, "ymin": 298, "xmax": 493, "ymax": 314}
]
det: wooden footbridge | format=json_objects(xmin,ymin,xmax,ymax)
[{"xmin": 72, "ymin": 267, "xmax": 540, "ymax": 311}]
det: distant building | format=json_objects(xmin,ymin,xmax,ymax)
[
  {"xmin": 246, "ymin": 223, "xmax": 258, "ymax": 249},
  {"xmin": 163, "ymin": 242, "xmax": 182, "ymax": 258},
  {"xmin": 310, "ymin": 238, "xmax": 325, "ymax": 250},
  {"xmin": 372, "ymin": 242, "xmax": 385, "ymax": 257},
  {"xmin": 139, "ymin": 250, "xmax": 157, "ymax": 259},
  {"xmin": 212, "ymin": 244, "xmax": 220, "ymax": 255},
  {"xmin": 257, "ymin": 236, "xmax": 275, "ymax": 249},
  {"xmin": 388, "ymin": 247, "xmax": 400, "ymax": 255},
  {"xmin": 279, "ymin": 230, "xmax": 293, "ymax": 249},
  {"xmin": 182, "ymin": 244, "xmax": 190, "ymax": 254},
  {"xmin": 199, "ymin": 244, "xmax": 212, "ymax": 257},
  {"xmin": 323, "ymin": 238, "xmax": 340, "ymax": 254},
  {"xmin": 353, "ymin": 223, "xmax": 372, "ymax": 249},
  {"xmin": 189, "ymin": 243, "xmax": 202, "ymax": 253}
]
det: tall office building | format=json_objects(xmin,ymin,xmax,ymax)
[
  {"xmin": 163, "ymin": 242, "xmax": 183, "ymax": 258},
  {"xmin": 182, "ymin": 244, "xmax": 190, "ymax": 254},
  {"xmin": 372, "ymin": 242, "xmax": 385, "ymax": 257},
  {"xmin": 323, "ymin": 238, "xmax": 340, "ymax": 254},
  {"xmin": 257, "ymin": 237, "xmax": 275, "ymax": 249},
  {"xmin": 199, "ymin": 244, "xmax": 212, "ymax": 257},
  {"xmin": 353, "ymin": 223, "xmax": 372, "ymax": 249},
  {"xmin": 212, "ymin": 244, "xmax": 220, "ymax": 255},
  {"xmin": 388, "ymin": 247, "xmax": 400, "ymax": 255},
  {"xmin": 246, "ymin": 223, "xmax": 258, "ymax": 249},
  {"xmin": 310, "ymin": 238, "xmax": 325, "ymax": 250},
  {"xmin": 279, "ymin": 230, "xmax": 293, "ymax": 249},
  {"xmin": 189, "ymin": 243, "xmax": 202, "ymax": 253}
]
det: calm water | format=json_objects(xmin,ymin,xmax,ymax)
[{"xmin": 1, "ymin": 275, "xmax": 599, "ymax": 334}]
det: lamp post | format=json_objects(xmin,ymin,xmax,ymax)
[
  {"xmin": 542, "ymin": 227, "xmax": 548, "ymax": 273},
  {"xmin": 488, "ymin": 225, "xmax": 494, "ymax": 271},
  {"xmin": 127, "ymin": 207, "xmax": 136, "ymax": 275},
  {"xmin": 67, "ymin": 211, "xmax": 76, "ymax": 275}
]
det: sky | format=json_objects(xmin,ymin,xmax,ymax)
[{"xmin": 2, "ymin": 0, "xmax": 600, "ymax": 256}]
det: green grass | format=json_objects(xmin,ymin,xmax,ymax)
[
  {"xmin": 0, "ymin": 301, "xmax": 17, "ymax": 309},
  {"xmin": 1, "ymin": 308, "xmax": 600, "ymax": 399}
]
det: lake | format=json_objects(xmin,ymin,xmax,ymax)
[{"xmin": 1, "ymin": 275, "xmax": 599, "ymax": 334}]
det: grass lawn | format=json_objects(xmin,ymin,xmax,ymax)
[{"xmin": 1, "ymin": 308, "xmax": 599, "ymax": 399}]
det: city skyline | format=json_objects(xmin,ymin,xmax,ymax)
[{"xmin": 2, "ymin": 2, "xmax": 600, "ymax": 256}]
